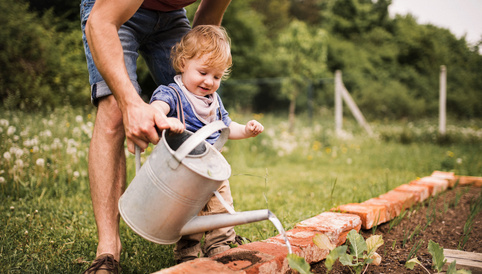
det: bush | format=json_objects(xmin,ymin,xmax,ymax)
[{"xmin": 0, "ymin": 0, "xmax": 90, "ymax": 110}]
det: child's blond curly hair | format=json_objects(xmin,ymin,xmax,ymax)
[{"xmin": 171, "ymin": 25, "xmax": 232, "ymax": 79}]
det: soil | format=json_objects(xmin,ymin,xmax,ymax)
[{"xmin": 310, "ymin": 185, "xmax": 482, "ymax": 274}]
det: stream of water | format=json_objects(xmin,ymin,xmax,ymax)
[{"xmin": 268, "ymin": 211, "xmax": 293, "ymax": 254}]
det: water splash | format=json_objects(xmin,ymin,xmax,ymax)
[{"xmin": 268, "ymin": 211, "xmax": 293, "ymax": 254}]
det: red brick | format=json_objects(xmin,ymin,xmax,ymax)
[
  {"xmin": 331, "ymin": 203, "xmax": 389, "ymax": 229},
  {"xmin": 411, "ymin": 176, "xmax": 449, "ymax": 195},
  {"xmin": 294, "ymin": 212, "xmax": 362, "ymax": 246},
  {"xmin": 266, "ymin": 228, "xmax": 329, "ymax": 263},
  {"xmin": 362, "ymin": 197, "xmax": 403, "ymax": 220},
  {"xmin": 212, "ymin": 242, "xmax": 291, "ymax": 274},
  {"xmin": 394, "ymin": 184, "xmax": 430, "ymax": 202},
  {"xmin": 154, "ymin": 258, "xmax": 245, "ymax": 274},
  {"xmin": 431, "ymin": 171, "xmax": 457, "ymax": 187},
  {"xmin": 458, "ymin": 176, "xmax": 482, "ymax": 187},
  {"xmin": 378, "ymin": 190, "xmax": 417, "ymax": 210}
]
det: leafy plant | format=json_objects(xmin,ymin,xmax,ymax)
[
  {"xmin": 405, "ymin": 240, "xmax": 472, "ymax": 274},
  {"xmin": 287, "ymin": 254, "xmax": 311, "ymax": 274},
  {"xmin": 314, "ymin": 230, "xmax": 383, "ymax": 274}
]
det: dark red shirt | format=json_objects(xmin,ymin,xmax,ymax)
[{"xmin": 141, "ymin": 0, "xmax": 197, "ymax": 11}]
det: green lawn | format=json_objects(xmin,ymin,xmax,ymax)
[{"xmin": 1, "ymin": 107, "xmax": 480, "ymax": 273}]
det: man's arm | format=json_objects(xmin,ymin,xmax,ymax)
[
  {"xmin": 192, "ymin": 0, "xmax": 232, "ymax": 26},
  {"xmin": 85, "ymin": 0, "xmax": 168, "ymax": 153}
]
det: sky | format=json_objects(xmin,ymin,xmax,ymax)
[{"xmin": 388, "ymin": 0, "xmax": 482, "ymax": 47}]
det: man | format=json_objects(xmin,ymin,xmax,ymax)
[{"xmin": 80, "ymin": 0, "xmax": 231, "ymax": 272}]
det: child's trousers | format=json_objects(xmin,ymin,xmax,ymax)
[{"xmin": 174, "ymin": 180, "xmax": 236, "ymax": 262}]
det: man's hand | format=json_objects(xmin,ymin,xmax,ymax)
[{"xmin": 124, "ymin": 100, "xmax": 170, "ymax": 154}]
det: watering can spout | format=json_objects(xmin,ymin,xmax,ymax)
[{"xmin": 179, "ymin": 209, "xmax": 271, "ymax": 236}]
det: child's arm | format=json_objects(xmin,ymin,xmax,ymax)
[
  {"xmin": 151, "ymin": 101, "xmax": 185, "ymax": 133},
  {"xmin": 228, "ymin": 120, "xmax": 264, "ymax": 140}
]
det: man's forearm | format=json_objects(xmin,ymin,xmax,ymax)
[{"xmin": 193, "ymin": 0, "xmax": 231, "ymax": 26}]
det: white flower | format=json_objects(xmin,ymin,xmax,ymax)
[
  {"xmin": 0, "ymin": 177, "xmax": 5, "ymax": 184},
  {"xmin": 15, "ymin": 159, "xmax": 24, "ymax": 168},
  {"xmin": 73, "ymin": 171, "xmax": 80, "ymax": 178},
  {"xmin": 24, "ymin": 230, "xmax": 28, "ymax": 235},
  {"xmin": 456, "ymin": 158, "xmax": 463, "ymax": 164},
  {"xmin": 3, "ymin": 152, "xmax": 11, "ymax": 160},
  {"xmin": 0, "ymin": 119, "xmax": 9, "ymax": 127},
  {"xmin": 36, "ymin": 158, "xmax": 45, "ymax": 167},
  {"xmin": 7, "ymin": 126, "xmax": 16, "ymax": 136},
  {"xmin": 75, "ymin": 115, "xmax": 83, "ymax": 123}
]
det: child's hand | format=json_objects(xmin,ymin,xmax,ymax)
[
  {"xmin": 166, "ymin": 117, "xmax": 185, "ymax": 134},
  {"xmin": 245, "ymin": 120, "xmax": 264, "ymax": 137}
]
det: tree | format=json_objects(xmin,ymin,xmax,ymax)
[{"xmin": 274, "ymin": 20, "xmax": 328, "ymax": 130}]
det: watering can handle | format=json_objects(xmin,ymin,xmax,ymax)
[
  {"xmin": 133, "ymin": 121, "xmax": 228, "ymax": 173},
  {"xmin": 174, "ymin": 120, "xmax": 229, "ymax": 162}
]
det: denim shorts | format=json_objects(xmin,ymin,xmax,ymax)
[{"xmin": 80, "ymin": 0, "xmax": 191, "ymax": 105}]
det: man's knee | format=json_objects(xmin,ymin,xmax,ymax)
[{"xmin": 96, "ymin": 96, "xmax": 125, "ymax": 138}]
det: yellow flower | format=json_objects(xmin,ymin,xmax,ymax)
[
  {"xmin": 312, "ymin": 141, "xmax": 321, "ymax": 151},
  {"xmin": 253, "ymin": 113, "xmax": 264, "ymax": 120},
  {"xmin": 446, "ymin": 151, "xmax": 454, "ymax": 157},
  {"xmin": 325, "ymin": 147, "xmax": 331, "ymax": 154}
]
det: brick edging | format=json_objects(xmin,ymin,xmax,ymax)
[{"xmin": 154, "ymin": 172, "xmax": 481, "ymax": 274}]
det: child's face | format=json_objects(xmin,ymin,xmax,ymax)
[{"xmin": 180, "ymin": 55, "xmax": 225, "ymax": 97}]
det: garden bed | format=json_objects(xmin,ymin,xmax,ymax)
[{"xmin": 310, "ymin": 185, "xmax": 482, "ymax": 273}]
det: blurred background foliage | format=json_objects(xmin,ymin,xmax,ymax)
[{"xmin": 1, "ymin": 0, "xmax": 481, "ymax": 119}]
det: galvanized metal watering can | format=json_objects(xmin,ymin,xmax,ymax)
[{"xmin": 118, "ymin": 121, "xmax": 271, "ymax": 244}]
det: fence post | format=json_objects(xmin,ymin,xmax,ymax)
[
  {"xmin": 335, "ymin": 70, "xmax": 343, "ymax": 134},
  {"xmin": 439, "ymin": 65, "xmax": 447, "ymax": 135}
]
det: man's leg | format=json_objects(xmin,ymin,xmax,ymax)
[{"xmin": 88, "ymin": 95, "xmax": 126, "ymax": 261}]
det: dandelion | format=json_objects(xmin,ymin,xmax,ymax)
[
  {"xmin": 75, "ymin": 115, "xmax": 83, "ymax": 123},
  {"xmin": 0, "ymin": 119, "xmax": 9, "ymax": 127},
  {"xmin": 24, "ymin": 230, "xmax": 28, "ymax": 235},
  {"xmin": 10, "ymin": 206, "xmax": 14, "ymax": 210},
  {"xmin": 36, "ymin": 158, "xmax": 45, "ymax": 167},
  {"xmin": 0, "ymin": 177, "xmax": 5, "ymax": 184},
  {"xmin": 3, "ymin": 152, "xmax": 12, "ymax": 161},
  {"xmin": 446, "ymin": 151, "xmax": 454, "ymax": 157},
  {"xmin": 7, "ymin": 126, "xmax": 16, "ymax": 136},
  {"xmin": 456, "ymin": 158, "xmax": 463, "ymax": 164},
  {"xmin": 73, "ymin": 171, "xmax": 80, "ymax": 178},
  {"xmin": 15, "ymin": 159, "xmax": 24, "ymax": 168},
  {"xmin": 312, "ymin": 141, "xmax": 321, "ymax": 151}
]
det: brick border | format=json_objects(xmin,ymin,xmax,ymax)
[{"xmin": 154, "ymin": 171, "xmax": 481, "ymax": 273}]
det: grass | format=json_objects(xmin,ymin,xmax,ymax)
[{"xmin": 1, "ymin": 107, "xmax": 481, "ymax": 273}]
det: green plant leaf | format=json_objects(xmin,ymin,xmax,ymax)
[
  {"xmin": 339, "ymin": 253, "xmax": 356, "ymax": 266},
  {"xmin": 366, "ymin": 235, "xmax": 384, "ymax": 256},
  {"xmin": 447, "ymin": 261, "xmax": 457, "ymax": 274},
  {"xmin": 405, "ymin": 257, "xmax": 422, "ymax": 270},
  {"xmin": 325, "ymin": 245, "xmax": 347, "ymax": 271},
  {"xmin": 313, "ymin": 233, "xmax": 336, "ymax": 251},
  {"xmin": 347, "ymin": 229, "xmax": 367, "ymax": 260},
  {"xmin": 428, "ymin": 240, "xmax": 446, "ymax": 272},
  {"xmin": 287, "ymin": 254, "xmax": 311, "ymax": 274}
]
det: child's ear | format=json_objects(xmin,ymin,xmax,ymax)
[{"xmin": 179, "ymin": 58, "xmax": 186, "ymax": 73}]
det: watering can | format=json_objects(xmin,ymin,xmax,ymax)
[{"xmin": 118, "ymin": 121, "xmax": 271, "ymax": 244}]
